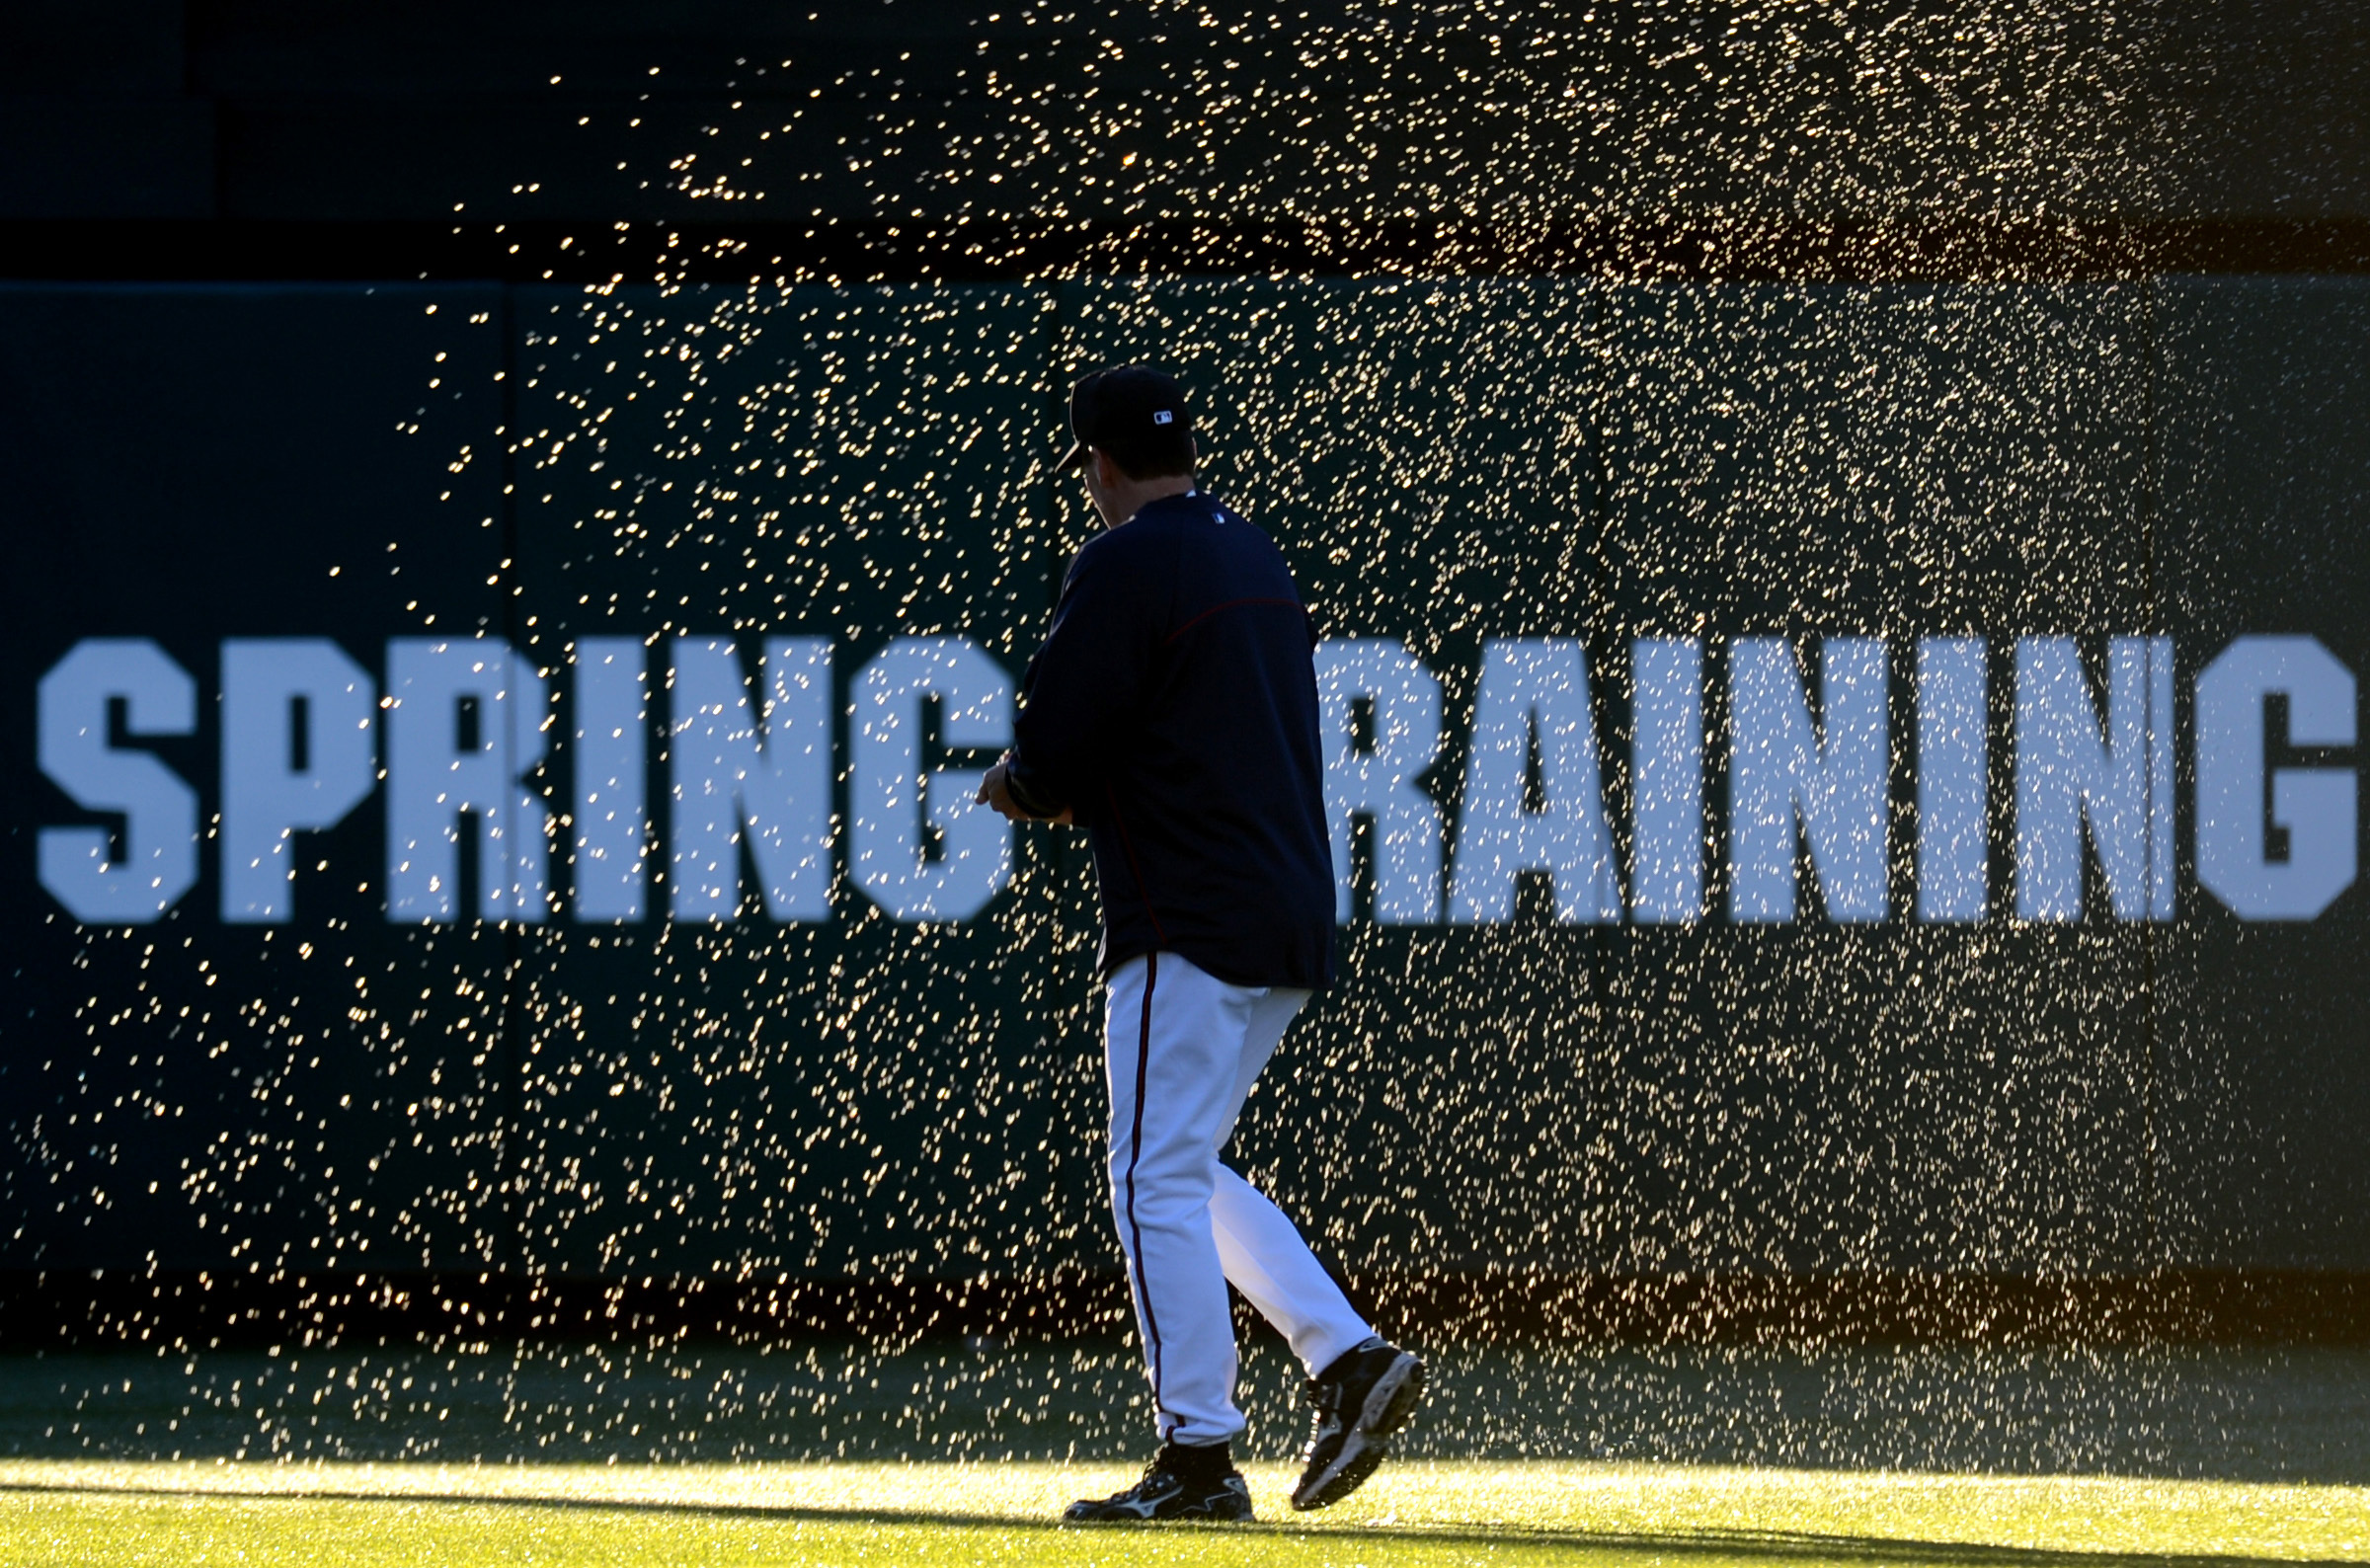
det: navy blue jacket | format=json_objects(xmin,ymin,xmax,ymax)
[{"xmin": 1007, "ymin": 491, "xmax": 1337, "ymax": 990}]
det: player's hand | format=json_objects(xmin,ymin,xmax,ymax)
[
  {"xmin": 977, "ymin": 758, "xmax": 1027, "ymax": 822},
  {"xmin": 977, "ymin": 758, "xmax": 1072, "ymax": 824}
]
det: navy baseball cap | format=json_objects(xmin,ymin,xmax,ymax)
[{"xmin": 1055, "ymin": 364, "xmax": 1195, "ymax": 477}]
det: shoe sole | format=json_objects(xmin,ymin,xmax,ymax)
[
  {"xmin": 1290, "ymin": 1352, "xmax": 1425, "ymax": 1513},
  {"xmin": 1063, "ymin": 1504, "xmax": 1256, "ymax": 1526}
]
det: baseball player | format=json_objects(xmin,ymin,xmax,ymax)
[{"xmin": 978, "ymin": 364, "xmax": 1424, "ymax": 1523}]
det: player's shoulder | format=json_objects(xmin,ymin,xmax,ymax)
[
  {"xmin": 1069, "ymin": 516, "xmax": 1156, "ymax": 573},
  {"xmin": 1062, "ymin": 515, "xmax": 1169, "ymax": 602},
  {"xmin": 1190, "ymin": 495, "xmax": 1294, "ymax": 584},
  {"xmin": 1148, "ymin": 491, "xmax": 1286, "ymax": 558}
]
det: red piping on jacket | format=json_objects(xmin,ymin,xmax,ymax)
[{"xmin": 1161, "ymin": 596, "xmax": 1305, "ymax": 646}]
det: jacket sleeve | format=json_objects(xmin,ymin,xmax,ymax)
[{"xmin": 1007, "ymin": 538, "xmax": 1154, "ymax": 822}]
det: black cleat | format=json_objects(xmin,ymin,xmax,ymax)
[
  {"xmin": 1064, "ymin": 1442, "xmax": 1254, "ymax": 1524},
  {"xmin": 1291, "ymin": 1338, "xmax": 1425, "ymax": 1512}
]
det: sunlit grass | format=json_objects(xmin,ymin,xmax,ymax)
[{"xmin": 7, "ymin": 1457, "xmax": 2370, "ymax": 1565}]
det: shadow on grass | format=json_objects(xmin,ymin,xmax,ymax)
[{"xmin": 3, "ymin": 1479, "xmax": 2350, "ymax": 1568}]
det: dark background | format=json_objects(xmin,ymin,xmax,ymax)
[
  {"xmin": 3, "ymin": 3, "xmax": 2369, "ymax": 1351},
  {"xmin": 10, "ymin": 1, "xmax": 2370, "ymax": 281}
]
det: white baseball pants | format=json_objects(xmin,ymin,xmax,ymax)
[{"xmin": 1102, "ymin": 950, "xmax": 1374, "ymax": 1448}]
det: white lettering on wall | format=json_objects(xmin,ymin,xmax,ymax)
[
  {"xmin": 1630, "ymin": 638, "xmax": 1705, "ymax": 924},
  {"xmin": 2014, "ymin": 636, "xmax": 2173, "ymax": 922},
  {"xmin": 1728, "ymin": 638, "xmax": 1889, "ymax": 922},
  {"xmin": 1313, "ymin": 639, "xmax": 1444, "ymax": 923},
  {"xmin": 573, "ymin": 637, "xmax": 651, "ymax": 922},
  {"xmin": 849, "ymin": 636, "xmax": 1011, "ymax": 922},
  {"xmin": 384, "ymin": 638, "xmax": 552, "ymax": 923},
  {"xmin": 27, "ymin": 629, "xmax": 2360, "ymax": 928},
  {"xmin": 2196, "ymin": 634, "xmax": 2357, "ymax": 920},
  {"xmin": 1450, "ymin": 639, "xmax": 1620, "ymax": 923},
  {"xmin": 36, "ymin": 638, "xmax": 199, "ymax": 923},
  {"xmin": 219, "ymin": 639, "xmax": 376, "ymax": 923},
  {"xmin": 1916, "ymin": 638, "xmax": 1989, "ymax": 923},
  {"xmin": 668, "ymin": 636, "xmax": 832, "ymax": 922}
]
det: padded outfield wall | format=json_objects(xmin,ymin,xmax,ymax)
[{"xmin": 1, "ymin": 275, "xmax": 2365, "ymax": 1331}]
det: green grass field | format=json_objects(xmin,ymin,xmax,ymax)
[
  {"xmin": 12, "ymin": 1341, "xmax": 2370, "ymax": 1564},
  {"xmin": 8, "ymin": 1456, "xmax": 2370, "ymax": 1566}
]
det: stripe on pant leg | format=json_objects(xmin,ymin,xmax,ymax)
[{"xmin": 1122, "ymin": 951, "xmax": 1165, "ymax": 1428}]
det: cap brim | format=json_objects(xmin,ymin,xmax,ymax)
[{"xmin": 1053, "ymin": 438, "xmax": 1088, "ymax": 474}]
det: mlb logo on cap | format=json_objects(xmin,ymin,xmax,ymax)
[{"xmin": 1153, "ymin": 410, "xmax": 1174, "ymax": 425}]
